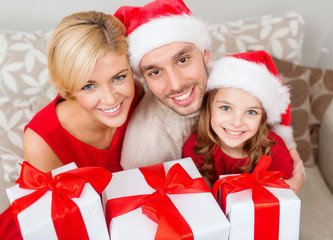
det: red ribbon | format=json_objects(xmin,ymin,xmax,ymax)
[
  {"xmin": 212, "ymin": 155, "xmax": 290, "ymax": 240},
  {"xmin": 11, "ymin": 161, "xmax": 112, "ymax": 240},
  {"xmin": 105, "ymin": 163, "xmax": 210, "ymax": 240}
]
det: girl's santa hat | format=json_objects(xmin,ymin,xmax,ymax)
[
  {"xmin": 114, "ymin": 0, "xmax": 211, "ymax": 77},
  {"xmin": 207, "ymin": 51, "xmax": 295, "ymax": 148}
]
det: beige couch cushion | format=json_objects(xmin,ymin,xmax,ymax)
[
  {"xmin": 209, "ymin": 11, "xmax": 304, "ymax": 64},
  {"xmin": 272, "ymin": 57, "xmax": 333, "ymax": 166},
  {"xmin": 0, "ymin": 30, "xmax": 57, "ymax": 182}
]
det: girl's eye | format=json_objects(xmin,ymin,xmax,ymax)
[
  {"xmin": 114, "ymin": 75, "xmax": 125, "ymax": 82},
  {"xmin": 247, "ymin": 110, "xmax": 257, "ymax": 115},
  {"xmin": 82, "ymin": 84, "xmax": 94, "ymax": 90},
  {"xmin": 221, "ymin": 106, "xmax": 231, "ymax": 111}
]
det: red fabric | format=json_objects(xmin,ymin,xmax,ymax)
[
  {"xmin": 212, "ymin": 155, "xmax": 291, "ymax": 240},
  {"xmin": 0, "ymin": 207, "xmax": 22, "ymax": 240},
  {"xmin": 24, "ymin": 87, "xmax": 139, "ymax": 173},
  {"xmin": 105, "ymin": 163, "xmax": 210, "ymax": 239},
  {"xmin": 182, "ymin": 131, "xmax": 293, "ymax": 184},
  {"xmin": 115, "ymin": 0, "xmax": 191, "ymax": 35}
]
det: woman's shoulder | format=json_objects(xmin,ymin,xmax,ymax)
[{"xmin": 25, "ymin": 96, "xmax": 61, "ymax": 132}]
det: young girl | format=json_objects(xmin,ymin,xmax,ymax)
[{"xmin": 183, "ymin": 51, "xmax": 294, "ymax": 186}]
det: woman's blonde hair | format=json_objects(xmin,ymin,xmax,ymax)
[
  {"xmin": 48, "ymin": 11, "xmax": 128, "ymax": 99},
  {"xmin": 194, "ymin": 89, "xmax": 275, "ymax": 178}
]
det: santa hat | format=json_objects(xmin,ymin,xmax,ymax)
[
  {"xmin": 207, "ymin": 51, "xmax": 294, "ymax": 148},
  {"xmin": 114, "ymin": 0, "xmax": 211, "ymax": 77}
]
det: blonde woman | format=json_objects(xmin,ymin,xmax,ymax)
[{"xmin": 23, "ymin": 11, "xmax": 143, "ymax": 173}]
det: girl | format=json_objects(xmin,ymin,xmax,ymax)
[
  {"xmin": 22, "ymin": 11, "xmax": 143, "ymax": 173},
  {"xmin": 183, "ymin": 51, "xmax": 294, "ymax": 186}
]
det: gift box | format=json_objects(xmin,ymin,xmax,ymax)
[
  {"xmin": 6, "ymin": 162, "xmax": 112, "ymax": 240},
  {"xmin": 102, "ymin": 157, "xmax": 230, "ymax": 240},
  {"xmin": 212, "ymin": 155, "xmax": 301, "ymax": 240}
]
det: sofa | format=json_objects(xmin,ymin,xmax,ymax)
[{"xmin": 1, "ymin": 11, "xmax": 332, "ymax": 239}]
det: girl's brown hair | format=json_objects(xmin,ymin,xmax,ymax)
[{"xmin": 193, "ymin": 89, "xmax": 275, "ymax": 178}]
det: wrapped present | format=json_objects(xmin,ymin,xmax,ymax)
[
  {"xmin": 212, "ymin": 155, "xmax": 301, "ymax": 240},
  {"xmin": 6, "ymin": 162, "xmax": 112, "ymax": 240},
  {"xmin": 102, "ymin": 158, "xmax": 230, "ymax": 240}
]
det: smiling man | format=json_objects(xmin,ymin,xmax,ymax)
[{"xmin": 115, "ymin": 0, "xmax": 211, "ymax": 168}]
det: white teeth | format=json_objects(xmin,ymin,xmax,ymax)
[
  {"xmin": 174, "ymin": 89, "xmax": 192, "ymax": 101},
  {"xmin": 225, "ymin": 128, "xmax": 243, "ymax": 135},
  {"xmin": 101, "ymin": 103, "xmax": 121, "ymax": 113}
]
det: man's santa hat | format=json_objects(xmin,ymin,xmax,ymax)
[
  {"xmin": 207, "ymin": 51, "xmax": 295, "ymax": 148},
  {"xmin": 114, "ymin": 0, "xmax": 211, "ymax": 77}
]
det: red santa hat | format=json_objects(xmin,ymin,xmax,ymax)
[
  {"xmin": 207, "ymin": 51, "xmax": 294, "ymax": 147},
  {"xmin": 114, "ymin": 0, "xmax": 211, "ymax": 77}
]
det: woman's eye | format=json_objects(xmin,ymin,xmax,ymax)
[
  {"xmin": 114, "ymin": 75, "xmax": 125, "ymax": 82},
  {"xmin": 247, "ymin": 110, "xmax": 257, "ymax": 115},
  {"xmin": 82, "ymin": 84, "xmax": 94, "ymax": 90},
  {"xmin": 221, "ymin": 106, "xmax": 230, "ymax": 111}
]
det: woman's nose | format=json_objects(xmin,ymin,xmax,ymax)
[{"xmin": 101, "ymin": 86, "xmax": 116, "ymax": 103}]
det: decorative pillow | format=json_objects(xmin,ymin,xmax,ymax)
[
  {"xmin": 209, "ymin": 11, "xmax": 304, "ymax": 64},
  {"xmin": 0, "ymin": 30, "xmax": 57, "ymax": 182},
  {"xmin": 272, "ymin": 57, "xmax": 333, "ymax": 166}
]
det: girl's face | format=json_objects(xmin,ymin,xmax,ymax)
[
  {"xmin": 70, "ymin": 51, "xmax": 135, "ymax": 129},
  {"xmin": 210, "ymin": 88, "xmax": 263, "ymax": 157}
]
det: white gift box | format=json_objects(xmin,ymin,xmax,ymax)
[
  {"xmin": 102, "ymin": 158, "xmax": 230, "ymax": 240},
  {"xmin": 6, "ymin": 162, "xmax": 110, "ymax": 240},
  {"xmin": 219, "ymin": 174, "xmax": 301, "ymax": 240}
]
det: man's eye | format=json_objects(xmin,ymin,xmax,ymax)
[
  {"xmin": 150, "ymin": 70, "xmax": 161, "ymax": 76},
  {"xmin": 247, "ymin": 110, "xmax": 257, "ymax": 115},
  {"xmin": 82, "ymin": 84, "xmax": 94, "ymax": 90},
  {"xmin": 179, "ymin": 57, "xmax": 188, "ymax": 64},
  {"xmin": 114, "ymin": 75, "xmax": 125, "ymax": 82},
  {"xmin": 221, "ymin": 106, "xmax": 230, "ymax": 111}
]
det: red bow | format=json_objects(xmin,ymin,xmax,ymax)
[
  {"xmin": 212, "ymin": 155, "xmax": 290, "ymax": 240},
  {"xmin": 11, "ymin": 161, "xmax": 112, "ymax": 240},
  {"xmin": 105, "ymin": 163, "xmax": 210, "ymax": 240}
]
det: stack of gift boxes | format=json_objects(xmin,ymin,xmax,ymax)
[{"xmin": 6, "ymin": 157, "xmax": 300, "ymax": 239}]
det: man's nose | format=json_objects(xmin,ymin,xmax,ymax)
[{"xmin": 167, "ymin": 69, "xmax": 186, "ymax": 91}]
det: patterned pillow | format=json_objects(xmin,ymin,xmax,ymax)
[
  {"xmin": 209, "ymin": 11, "xmax": 304, "ymax": 64},
  {"xmin": 0, "ymin": 30, "xmax": 57, "ymax": 182},
  {"xmin": 273, "ymin": 57, "xmax": 333, "ymax": 166}
]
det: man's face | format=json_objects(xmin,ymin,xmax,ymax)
[{"xmin": 139, "ymin": 42, "xmax": 210, "ymax": 116}]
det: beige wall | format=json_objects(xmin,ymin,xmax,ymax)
[{"xmin": 0, "ymin": 0, "xmax": 332, "ymax": 69}]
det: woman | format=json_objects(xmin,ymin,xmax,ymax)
[
  {"xmin": 1, "ymin": 11, "xmax": 143, "ymax": 239},
  {"xmin": 23, "ymin": 11, "xmax": 143, "ymax": 173}
]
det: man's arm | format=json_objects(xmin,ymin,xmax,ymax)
[{"xmin": 284, "ymin": 148, "xmax": 305, "ymax": 194}]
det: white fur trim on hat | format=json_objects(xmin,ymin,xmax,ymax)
[
  {"xmin": 207, "ymin": 57, "xmax": 290, "ymax": 126},
  {"xmin": 272, "ymin": 124, "xmax": 296, "ymax": 149},
  {"xmin": 127, "ymin": 13, "xmax": 211, "ymax": 77}
]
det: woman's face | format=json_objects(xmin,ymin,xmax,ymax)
[
  {"xmin": 71, "ymin": 51, "xmax": 135, "ymax": 129},
  {"xmin": 210, "ymin": 88, "xmax": 263, "ymax": 156}
]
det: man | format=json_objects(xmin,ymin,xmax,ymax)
[{"xmin": 115, "ymin": 0, "xmax": 304, "ymax": 192}]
